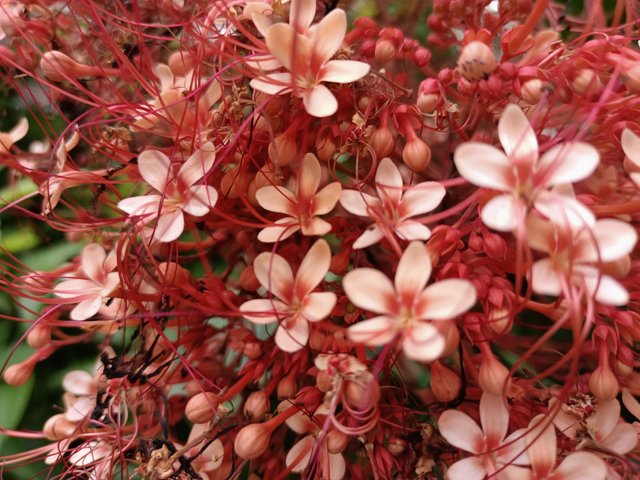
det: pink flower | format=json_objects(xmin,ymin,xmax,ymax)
[
  {"xmin": 621, "ymin": 128, "xmax": 640, "ymax": 186},
  {"xmin": 503, "ymin": 414, "xmax": 607, "ymax": 480},
  {"xmin": 255, "ymin": 153, "xmax": 341, "ymax": 242},
  {"xmin": 118, "ymin": 144, "xmax": 218, "ymax": 243},
  {"xmin": 454, "ymin": 104, "xmax": 599, "ymax": 232},
  {"xmin": 239, "ymin": 239, "xmax": 336, "ymax": 352},
  {"xmin": 339, "ymin": 157, "xmax": 446, "ymax": 249},
  {"xmin": 438, "ymin": 393, "xmax": 530, "ymax": 480},
  {"xmin": 344, "ymin": 241, "xmax": 476, "ymax": 361},
  {"xmin": 0, "ymin": 117, "xmax": 28, "ymax": 154},
  {"xmin": 249, "ymin": 3, "xmax": 370, "ymax": 117},
  {"xmin": 54, "ymin": 244, "xmax": 120, "ymax": 321},
  {"xmin": 526, "ymin": 215, "xmax": 637, "ymax": 305}
]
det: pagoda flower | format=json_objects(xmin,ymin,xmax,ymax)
[
  {"xmin": 117, "ymin": 143, "xmax": 218, "ymax": 243},
  {"xmin": 454, "ymin": 104, "xmax": 599, "ymax": 232},
  {"xmin": 249, "ymin": 3, "xmax": 370, "ymax": 117},
  {"xmin": 239, "ymin": 239, "xmax": 336, "ymax": 352},
  {"xmin": 551, "ymin": 397, "xmax": 638, "ymax": 456},
  {"xmin": 255, "ymin": 153, "xmax": 341, "ymax": 242},
  {"xmin": 526, "ymin": 215, "xmax": 637, "ymax": 306},
  {"xmin": 621, "ymin": 128, "xmax": 640, "ymax": 186},
  {"xmin": 344, "ymin": 241, "xmax": 476, "ymax": 362},
  {"xmin": 438, "ymin": 393, "xmax": 530, "ymax": 480},
  {"xmin": 502, "ymin": 414, "xmax": 607, "ymax": 480},
  {"xmin": 54, "ymin": 243, "xmax": 120, "ymax": 321},
  {"xmin": 339, "ymin": 157, "xmax": 446, "ymax": 249},
  {"xmin": 0, "ymin": 117, "xmax": 28, "ymax": 154}
]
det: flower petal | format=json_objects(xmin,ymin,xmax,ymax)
[
  {"xmin": 395, "ymin": 220, "xmax": 431, "ymax": 241},
  {"xmin": 265, "ymin": 24, "xmax": 310, "ymax": 72},
  {"xmin": 153, "ymin": 209, "xmax": 185, "ymax": 243},
  {"xmin": 138, "ymin": 149, "xmax": 171, "ymax": 193},
  {"xmin": 303, "ymin": 84, "xmax": 338, "ymax": 118},
  {"xmin": 286, "ymin": 435, "xmax": 315, "ymax": 472},
  {"xmin": 295, "ymin": 239, "xmax": 331, "ymax": 297},
  {"xmin": 525, "ymin": 414, "xmax": 556, "ymax": 476},
  {"xmin": 438, "ymin": 410, "xmax": 483, "ymax": 454},
  {"xmin": 534, "ymin": 191, "xmax": 595, "ymax": 231},
  {"xmin": 553, "ymin": 452, "xmax": 607, "ymax": 480},
  {"xmin": 320, "ymin": 60, "xmax": 370, "ymax": 84},
  {"xmin": 250, "ymin": 74, "xmax": 294, "ymax": 95},
  {"xmin": 417, "ymin": 279, "xmax": 477, "ymax": 320},
  {"xmin": 253, "ymin": 252, "xmax": 294, "ymax": 301},
  {"xmin": 446, "ymin": 456, "xmax": 486, "ymax": 480},
  {"xmin": 402, "ymin": 322, "xmax": 445, "ymax": 361},
  {"xmin": 347, "ymin": 315, "xmax": 397, "ymax": 346},
  {"xmin": 298, "ymin": 153, "xmax": 321, "ymax": 202},
  {"xmin": 575, "ymin": 219, "xmax": 637, "ymax": 263},
  {"xmin": 240, "ymin": 298, "xmax": 289, "ymax": 324},
  {"xmin": 375, "ymin": 158, "xmax": 403, "ymax": 206},
  {"xmin": 302, "ymin": 292, "xmax": 336, "ymax": 322},
  {"xmin": 531, "ymin": 258, "xmax": 562, "ymax": 297},
  {"xmin": 481, "ymin": 194, "xmax": 524, "ymax": 232},
  {"xmin": 256, "ymin": 186, "xmax": 297, "ymax": 215},
  {"xmin": 536, "ymin": 142, "xmax": 599, "ymax": 187},
  {"xmin": 289, "ymin": 0, "xmax": 316, "ymax": 32},
  {"xmin": 62, "ymin": 370, "xmax": 95, "ymax": 396},
  {"xmin": 258, "ymin": 221, "xmax": 300, "ymax": 243},
  {"xmin": 183, "ymin": 185, "xmax": 218, "ymax": 216},
  {"xmin": 582, "ymin": 271, "xmax": 629, "ymax": 306},
  {"xmin": 588, "ymin": 399, "xmax": 620, "ymax": 442},
  {"xmin": 343, "ymin": 268, "xmax": 396, "ymax": 314},
  {"xmin": 275, "ymin": 317, "xmax": 309, "ymax": 352},
  {"xmin": 480, "ymin": 393, "xmax": 509, "ymax": 445},
  {"xmin": 399, "ymin": 182, "xmax": 446, "ymax": 218},
  {"xmin": 310, "ymin": 9, "xmax": 346, "ymax": 70},
  {"xmin": 178, "ymin": 143, "xmax": 216, "ymax": 187},
  {"xmin": 71, "ymin": 296, "xmax": 103, "ymax": 321},
  {"xmin": 118, "ymin": 195, "xmax": 161, "ymax": 216},
  {"xmin": 395, "ymin": 241, "xmax": 432, "ymax": 303},
  {"xmin": 352, "ymin": 225, "xmax": 384, "ymax": 249},
  {"xmin": 498, "ymin": 104, "xmax": 538, "ymax": 164},
  {"xmin": 600, "ymin": 423, "xmax": 638, "ymax": 455},
  {"xmin": 328, "ymin": 452, "xmax": 346, "ymax": 480},
  {"xmin": 621, "ymin": 128, "xmax": 640, "ymax": 167},
  {"xmin": 339, "ymin": 190, "xmax": 379, "ymax": 217},
  {"xmin": 81, "ymin": 244, "xmax": 106, "ymax": 283},
  {"xmin": 454, "ymin": 142, "xmax": 514, "ymax": 190},
  {"xmin": 313, "ymin": 182, "xmax": 342, "ymax": 215}
]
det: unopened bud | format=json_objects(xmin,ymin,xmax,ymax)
[
  {"xmin": 326, "ymin": 430, "xmax": 349, "ymax": 453},
  {"xmin": 375, "ymin": 39, "xmax": 396, "ymax": 63},
  {"xmin": 268, "ymin": 133, "xmax": 296, "ymax": 166},
  {"xmin": 370, "ymin": 127, "xmax": 396, "ymax": 158},
  {"xmin": 402, "ymin": 137, "xmax": 431, "ymax": 172},
  {"xmin": 572, "ymin": 69, "xmax": 602, "ymax": 97},
  {"xmin": 345, "ymin": 379, "xmax": 380, "ymax": 411},
  {"xmin": 479, "ymin": 352, "xmax": 510, "ymax": 396},
  {"xmin": 417, "ymin": 93, "xmax": 440, "ymax": 114},
  {"xmin": 520, "ymin": 79, "xmax": 545, "ymax": 104},
  {"xmin": 489, "ymin": 308, "xmax": 512, "ymax": 335},
  {"xmin": 430, "ymin": 361, "xmax": 461, "ymax": 403},
  {"xmin": 244, "ymin": 391, "xmax": 270, "ymax": 422},
  {"xmin": 219, "ymin": 168, "xmax": 250, "ymax": 199},
  {"xmin": 185, "ymin": 392, "xmax": 220, "ymax": 423},
  {"xmin": 458, "ymin": 41, "xmax": 496, "ymax": 81},
  {"xmin": 316, "ymin": 134, "xmax": 337, "ymax": 163},
  {"xmin": 243, "ymin": 341, "xmax": 262, "ymax": 359},
  {"xmin": 387, "ymin": 436, "xmax": 406, "ymax": 455},
  {"xmin": 27, "ymin": 324, "xmax": 52, "ymax": 349},
  {"xmin": 234, "ymin": 423, "xmax": 271, "ymax": 459},
  {"xmin": 40, "ymin": 51, "xmax": 115, "ymax": 82},
  {"xmin": 590, "ymin": 362, "xmax": 619, "ymax": 400},
  {"xmin": 3, "ymin": 360, "xmax": 34, "ymax": 386},
  {"xmin": 277, "ymin": 374, "xmax": 297, "ymax": 399},
  {"xmin": 239, "ymin": 265, "xmax": 260, "ymax": 291}
]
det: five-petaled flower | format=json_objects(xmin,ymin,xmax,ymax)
[
  {"xmin": 118, "ymin": 143, "xmax": 218, "ymax": 243},
  {"xmin": 249, "ymin": 0, "xmax": 370, "ymax": 117},
  {"xmin": 256, "ymin": 153, "xmax": 341, "ymax": 242},
  {"xmin": 344, "ymin": 241, "xmax": 476, "ymax": 361},
  {"xmin": 240, "ymin": 239, "xmax": 336, "ymax": 352},
  {"xmin": 340, "ymin": 157, "xmax": 446, "ymax": 249},
  {"xmin": 454, "ymin": 104, "xmax": 599, "ymax": 232}
]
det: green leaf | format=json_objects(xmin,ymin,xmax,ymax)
[
  {"xmin": 19, "ymin": 241, "xmax": 83, "ymax": 271},
  {"xmin": 0, "ymin": 178, "xmax": 38, "ymax": 208},
  {"xmin": 0, "ymin": 227, "xmax": 40, "ymax": 253}
]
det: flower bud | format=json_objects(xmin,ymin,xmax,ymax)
[
  {"xmin": 43, "ymin": 414, "xmax": 76, "ymax": 440},
  {"xmin": 243, "ymin": 341, "xmax": 263, "ymax": 359},
  {"xmin": 615, "ymin": 359, "xmax": 633, "ymax": 377},
  {"xmin": 326, "ymin": 430, "xmax": 349, "ymax": 453},
  {"xmin": 479, "ymin": 352, "xmax": 510, "ymax": 395},
  {"xmin": 316, "ymin": 370, "xmax": 333, "ymax": 392},
  {"xmin": 417, "ymin": 93, "xmax": 440, "ymax": 114},
  {"xmin": 185, "ymin": 392, "xmax": 220, "ymax": 424},
  {"xmin": 244, "ymin": 391, "xmax": 270, "ymax": 422},
  {"xmin": 489, "ymin": 308, "xmax": 512, "ymax": 335},
  {"xmin": 572, "ymin": 69, "xmax": 602, "ymax": 97},
  {"xmin": 345, "ymin": 378, "xmax": 380, "ymax": 411},
  {"xmin": 458, "ymin": 41, "xmax": 496, "ymax": 81},
  {"xmin": 388, "ymin": 436, "xmax": 406, "ymax": 455},
  {"xmin": 520, "ymin": 79, "xmax": 544, "ymax": 104},
  {"xmin": 268, "ymin": 132, "xmax": 296, "ymax": 166},
  {"xmin": 40, "ymin": 51, "xmax": 115, "ymax": 82},
  {"xmin": 219, "ymin": 167, "xmax": 250, "ymax": 199},
  {"xmin": 234, "ymin": 423, "xmax": 271, "ymax": 459},
  {"xmin": 277, "ymin": 374, "xmax": 297, "ymax": 399},
  {"xmin": 239, "ymin": 265, "xmax": 260, "ymax": 291},
  {"xmin": 316, "ymin": 133, "xmax": 337, "ymax": 163},
  {"xmin": 370, "ymin": 127, "xmax": 396, "ymax": 158},
  {"xmin": 27, "ymin": 324, "xmax": 52, "ymax": 349},
  {"xmin": 402, "ymin": 137, "xmax": 431, "ymax": 172},
  {"xmin": 413, "ymin": 47, "xmax": 431, "ymax": 67},
  {"xmin": 430, "ymin": 361, "xmax": 461, "ymax": 403},
  {"xmin": 590, "ymin": 362, "xmax": 619, "ymax": 400},
  {"xmin": 167, "ymin": 51, "xmax": 194, "ymax": 77},
  {"xmin": 375, "ymin": 39, "xmax": 396, "ymax": 63},
  {"xmin": 3, "ymin": 360, "xmax": 34, "ymax": 386}
]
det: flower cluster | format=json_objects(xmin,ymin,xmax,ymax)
[{"xmin": 0, "ymin": 0, "xmax": 639, "ymax": 479}]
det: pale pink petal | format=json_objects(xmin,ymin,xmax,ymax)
[
  {"xmin": 454, "ymin": 142, "xmax": 514, "ymax": 190},
  {"xmin": 302, "ymin": 292, "xmax": 336, "ymax": 322},
  {"xmin": 600, "ymin": 423, "xmax": 638, "ymax": 454},
  {"xmin": 525, "ymin": 415, "xmax": 556, "ymax": 477},
  {"xmin": 630, "ymin": 172, "xmax": 640, "ymax": 186},
  {"xmin": 118, "ymin": 195, "xmax": 162, "ymax": 216},
  {"xmin": 438, "ymin": 410, "xmax": 483, "ymax": 454},
  {"xmin": 253, "ymin": 252, "xmax": 294, "ymax": 301},
  {"xmin": 352, "ymin": 225, "xmax": 384, "ymax": 249},
  {"xmin": 201, "ymin": 438, "xmax": 224, "ymax": 471},
  {"xmin": 183, "ymin": 185, "xmax": 218, "ymax": 216},
  {"xmin": 395, "ymin": 220, "xmax": 431, "ymax": 241},
  {"xmin": 54, "ymin": 279, "xmax": 100, "ymax": 299},
  {"xmin": 240, "ymin": 298, "xmax": 289, "ymax": 324},
  {"xmin": 153, "ymin": 209, "xmax": 185, "ymax": 243},
  {"xmin": 502, "ymin": 466, "xmax": 532, "ymax": 480},
  {"xmin": 298, "ymin": 153, "xmax": 321, "ymax": 202},
  {"xmin": 286, "ymin": 435, "xmax": 315, "ymax": 472},
  {"xmin": 258, "ymin": 221, "xmax": 300, "ymax": 243},
  {"xmin": 395, "ymin": 241, "xmax": 432, "ymax": 302},
  {"xmin": 588, "ymin": 400, "xmax": 620, "ymax": 442},
  {"xmin": 417, "ymin": 279, "xmax": 476, "ymax": 320},
  {"xmin": 480, "ymin": 393, "xmax": 509, "ymax": 445},
  {"xmin": 375, "ymin": 158, "xmax": 403, "ymax": 206},
  {"xmin": 537, "ymin": 142, "xmax": 599, "ymax": 187},
  {"xmin": 582, "ymin": 271, "xmax": 629, "ymax": 306},
  {"xmin": 347, "ymin": 315, "xmax": 397, "ymax": 346},
  {"xmin": 398, "ymin": 182, "xmax": 446, "ymax": 218},
  {"xmin": 138, "ymin": 149, "xmax": 171, "ymax": 193},
  {"xmin": 178, "ymin": 143, "xmax": 216, "ymax": 187},
  {"xmin": 62, "ymin": 371, "xmax": 94, "ymax": 396},
  {"xmin": 275, "ymin": 316, "xmax": 309, "ymax": 352},
  {"xmin": 525, "ymin": 214, "xmax": 555, "ymax": 253},
  {"xmin": 553, "ymin": 452, "xmax": 607, "ymax": 480},
  {"xmin": 575, "ymin": 219, "xmax": 637, "ymax": 263},
  {"xmin": 534, "ymin": 192, "xmax": 595, "ymax": 231},
  {"xmin": 531, "ymin": 259, "xmax": 562, "ymax": 297},
  {"xmin": 310, "ymin": 9, "xmax": 346, "ymax": 69},
  {"xmin": 339, "ymin": 190, "xmax": 380, "ymax": 217},
  {"xmin": 343, "ymin": 268, "xmax": 397, "ymax": 314},
  {"xmin": 245, "ymin": 53, "xmax": 282, "ymax": 71},
  {"xmin": 446, "ymin": 456, "xmax": 486, "ymax": 480},
  {"xmin": 301, "ymin": 217, "xmax": 333, "ymax": 236},
  {"xmin": 9, "ymin": 117, "xmax": 29, "ymax": 143},
  {"xmin": 69, "ymin": 441, "xmax": 110, "ymax": 467},
  {"xmin": 320, "ymin": 60, "xmax": 370, "ymax": 83},
  {"xmin": 295, "ymin": 239, "xmax": 331, "ymax": 297},
  {"xmin": 249, "ymin": 74, "xmax": 294, "ymax": 95},
  {"xmin": 256, "ymin": 185, "xmax": 297, "ymax": 215},
  {"xmin": 64, "ymin": 396, "xmax": 93, "ymax": 422},
  {"xmin": 71, "ymin": 296, "xmax": 103, "ymax": 320},
  {"xmin": 551, "ymin": 404, "xmax": 579, "ymax": 439},
  {"xmin": 265, "ymin": 23, "xmax": 311, "ymax": 72},
  {"xmin": 303, "ymin": 84, "xmax": 338, "ymax": 118},
  {"xmin": 498, "ymin": 104, "xmax": 538, "ymax": 164},
  {"xmin": 499, "ymin": 428, "xmax": 530, "ymax": 466},
  {"xmin": 328, "ymin": 452, "xmax": 346, "ymax": 480},
  {"xmin": 251, "ymin": 10, "xmax": 274, "ymax": 38},
  {"xmin": 401, "ymin": 322, "xmax": 445, "ymax": 362},
  {"xmin": 481, "ymin": 194, "xmax": 524, "ymax": 232},
  {"xmin": 285, "ymin": 408, "xmax": 317, "ymax": 434},
  {"xmin": 289, "ymin": 0, "xmax": 315, "ymax": 32},
  {"xmin": 313, "ymin": 182, "xmax": 342, "ymax": 215},
  {"xmin": 622, "ymin": 389, "xmax": 640, "ymax": 421},
  {"xmin": 81, "ymin": 244, "xmax": 106, "ymax": 283},
  {"xmin": 621, "ymin": 128, "xmax": 640, "ymax": 167}
]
